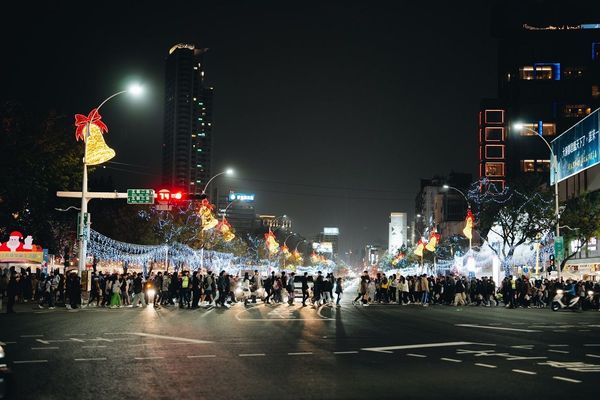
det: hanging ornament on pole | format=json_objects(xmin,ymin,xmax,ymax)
[
  {"xmin": 264, "ymin": 230, "xmax": 280, "ymax": 255},
  {"xmin": 74, "ymin": 109, "xmax": 116, "ymax": 165},
  {"xmin": 198, "ymin": 199, "xmax": 219, "ymax": 231},
  {"xmin": 414, "ymin": 239, "xmax": 425, "ymax": 257},
  {"xmin": 425, "ymin": 231, "xmax": 441, "ymax": 252},
  {"xmin": 463, "ymin": 209, "xmax": 474, "ymax": 251},
  {"xmin": 217, "ymin": 217, "xmax": 235, "ymax": 242}
]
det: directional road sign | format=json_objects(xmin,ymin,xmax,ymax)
[{"xmin": 127, "ymin": 189, "xmax": 155, "ymax": 204}]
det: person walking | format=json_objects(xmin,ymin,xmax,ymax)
[
  {"xmin": 131, "ymin": 273, "xmax": 146, "ymax": 307},
  {"xmin": 301, "ymin": 272, "xmax": 309, "ymax": 306},
  {"xmin": 335, "ymin": 277, "xmax": 343, "ymax": 306}
]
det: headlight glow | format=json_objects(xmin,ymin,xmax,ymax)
[
  {"xmin": 147, "ymin": 288, "xmax": 156, "ymax": 297},
  {"xmin": 556, "ymin": 289, "xmax": 564, "ymax": 294}
]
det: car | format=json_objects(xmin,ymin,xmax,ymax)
[{"xmin": 0, "ymin": 345, "xmax": 12, "ymax": 399}]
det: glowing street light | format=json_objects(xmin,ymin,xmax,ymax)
[{"xmin": 202, "ymin": 168, "xmax": 234, "ymax": 195}]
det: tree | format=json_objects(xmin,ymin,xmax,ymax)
[
  {"xmin": 557, "ymin": 191, "xmax": 600, "ymax": 271},
  {"xmin": 472, "ymin": 176, "xmax": 555, "ymax": 274},
  {"xmin": 0, "ymin": 103, "xmax": 83, "ymax": 253}
]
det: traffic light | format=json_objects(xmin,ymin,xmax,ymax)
[{"xmin": 156, "ymin": 189, "xmax": 185, "ymax": 205}]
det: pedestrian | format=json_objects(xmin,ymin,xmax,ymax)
[
  {"xmin": 6, "ymin": 272, "xmax": 18, "ymax": 313},
  {"xmin": 335, "ymin": 277, "xmax": 343, "ymax": 306},
  {"xmin": 110, "ymin": 276, "xmax": 121, "ymax": 308},
  {"xmin": 287, "ymin": 272, "xmax": 296, "ymax": 305},
  {"xmin": 131, "ymin": 273, "xmax": 146, "ymax": 307},
  {"xmin": 301, "ymin": 272, "xmax": 309, "ymax": 306}
]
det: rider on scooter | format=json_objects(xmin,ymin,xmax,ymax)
[{"xmin": 564, "ymin": 279, "xmax": 576, "ymax": 303}]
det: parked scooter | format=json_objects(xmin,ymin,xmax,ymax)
[{"xmin": 551, "ymin": 289, "xmax": 581, "ymax": 311}]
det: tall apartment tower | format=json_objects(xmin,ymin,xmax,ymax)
[{"xmin": 163, "ymin": 44, "xmax": 214, "ymax": 195}]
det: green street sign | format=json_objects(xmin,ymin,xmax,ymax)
[
  {"xmin": 554, "ymin": 236, "xmax": 564, "ymax": 261},
  {"xmin": 127, "ymin": 189, "xmax": 155, "ymax": 204},
  {"xmin": 77, "ymin": 212, "xmax": 90, "ymax": 239}
]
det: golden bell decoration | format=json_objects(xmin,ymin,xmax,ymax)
[
  {"xmin": 84, "ymin": 123, "xmax": 116, "ymax": 165},
  {"xmin": 74, "ymin": 109, "xmax": 116, "ymax": 166},
  {"xmin": 264, "ymin": 230, "xmax": 280, "ymax": 255},
  {"xmin": 218, "ymin": 218, "xmax": 235, "ymax": 242},
  {"xmin": 199, "ymin": 199, "xmax": 219, "ymax": 231}
]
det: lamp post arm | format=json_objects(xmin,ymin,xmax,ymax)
[
  {"xmin": 445, "ymin": 185, "xmax": 470, "ymax": 208},
  {"xmin": 202, "ymin": 171, "xmax": 226, "ymax": 195}
]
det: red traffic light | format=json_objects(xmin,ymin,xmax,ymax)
[
  {"xmin": 156, "ymin": 189, "xmax": 185, "ymax": 204},
  {"xmin": 173, "ymin": 191, "xmax": 183, "ymax": 200}
]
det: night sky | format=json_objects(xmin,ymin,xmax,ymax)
[{"xmin": 1, "ymin": 1, "xmax": 498, "ymax": 257}]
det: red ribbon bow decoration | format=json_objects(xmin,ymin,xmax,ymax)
[
  {"xmin": 74, "ymin": 108, "xmax": 108, "ymax": 141},
  {"xmin": 200, "ymin": 198, "xmax": 214, "ymax": 210}
]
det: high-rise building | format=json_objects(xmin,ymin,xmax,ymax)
[
  {"xmin": 388, "ymin": 213, "xmax": 407, "ymax": 255},
  {"xmin": 163, "ymin": 44, "xmax": 214, "ymax": 195},
  {"xmin": 216, "ymin": 190, "xmax": 257, "ymax": 237},
  {"xmin": 314, "ymin": 227, "xmax": 340, "ymax": 259},
  {"xmin": 478, "ymin": 2, "xmax": 600, "ymax": 187}
]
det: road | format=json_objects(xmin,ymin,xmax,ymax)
[{"xmin": 1, "ymin": 296, "xmax": 600, "ymax": 400}]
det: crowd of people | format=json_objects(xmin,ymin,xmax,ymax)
[
  {"xmin": 352, "ymin": 271, "xmax": 600, "ymax": 309},
  {"xmin": 0, "ymin": 267, "xmax": 345, "ymax": 313}
]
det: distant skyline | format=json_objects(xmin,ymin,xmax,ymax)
[{"xmin": 1, "ymin": 1, "xmax": 499, "ymax": 257}]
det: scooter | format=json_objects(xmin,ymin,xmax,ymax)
[
  {"xmin": 551, "ymin": 289, "xmax": 581, "ymax": 311},
  {"xmin": 582, "ymin": 289, "xmax": 600, "ymax": 311}
]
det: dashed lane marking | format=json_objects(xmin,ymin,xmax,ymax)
[
  {"xmin": 475, "ymin": 363, "xmax": 497, "ymax": 368},
  {"xmin": 548, "ymin": 350, "xmax": 569, "ymax": 354},
  {"xmin": 187, "ymin": 355, "xmax": 216, "ymax": 358},
  {"xmin": 35, "ymin": 339, "xmax": 50, "ymax": 345},
  {"xmin": 239, "ymin": 353, "xmax": 266, "ymax": 357},
  {"xmin": 333, "ymin": 351, "xmax": 358, "ymax": 355},
  {"xmin": 548, "ymin": 345, "xmax": 569, "ymax": 347},
  {"xmin": 511, "ymin": 345, "xmax": 534, "ymax": 349},
  {"xmin": 13, "ymin": 360, "xmax": 47, "ymax": 364},
  {"xmin": 75, "ymin": 358, "xmax": 107, "ymax": 361},
  {"xmin": 406, "ymin": 353, "xmax": 427, "ymax": 358},
  {"xmin": 455, "ymin": 324, "xmax": 541, "ymax": 333},
  {"xmin": 512, "ymin": 369, "xmax": 537, "ymax": 375},
  {"xmin": 134, "ymin": 357, "xmax": 164, "ymax": 360},
  {"xmin": 31, "ymin": 347, "xmax": 59, "ymax": 350},
  {"xmin": 586, "ymin": 354, "xmax": 600, "ymax": 359},
  {"xmin": 362, "ymin": 341, "xmax": 481, "ymax": 353},
  {"xmin": 553, "ymin": 376, "xmax": 581, "ymax": 384},
  {"xmin": 440, "ymin": 358, "xmax": 462, "ymax": 363},
  {"xmin": 70, "ymin": 338, "xmax": 85, "ymax": 343},
  {"xmin": 288, "ymin": 352, "xmax": 313, "ymax": 356}
]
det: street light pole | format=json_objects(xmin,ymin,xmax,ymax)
[
  {"xmin": 201, "ymin": 168, "xmax": 234, "ymax": 196},
  {"xmin": 442, "ymin": 184, "xmax": 472, "ymax": 251},
  {"xmin": 514, "ymin": 124, "xmax": 561, "ymax": 282},
  {"xmin": 78, "ymin": 84, "xmax": 143, "ymax": 274}
]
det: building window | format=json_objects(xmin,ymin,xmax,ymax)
[
  {"xmin": 485, "ymin": 144, "xmax": 505, "ymax": 159},
  {"xmin": 518, "ymin": 122, "xmax": 556, "ymax": 136},
  {"xmin": 521, "ymin": 159, "xmax": 550, "ymax": 172},
  {"xmin": 588, "ymin": 237, "xmax": 597, "ymax": 251},
  {"xmin": 485, "ymin": 127, "xmax": 504, "ymax": 142},
  {"xmin": 485, "ymin": 162, "xmax": 505, "ymax": 177},
  {"xmin": 519, "ymin": 63, "xmax": 560, "ymax": 80},
  {"xmin": 563, "ymin": 66, "xmax": 585, "ymax": 79},
  {"xmin": 484, "ymin": 109, "xmax": 504, "ymax": 124},
  {"xmin": 564, "ymin": 104, "xmax": 592, "ymax": 118}
]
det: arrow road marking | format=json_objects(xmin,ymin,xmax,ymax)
[{"xmin": 455, "ymin": 324, "xmax": 541, "ymax": 333}]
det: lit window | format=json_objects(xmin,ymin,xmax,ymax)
[
  {"xmin": 519, "ymin": 63, "xmax": 560, "ymax": 80},
  {"xmin": 570, "ymin": 239, "xmax": 581, "ymax": 253},
  {"xmin": 518, "ymin": 122, "xmax": 556, "ymax": 136},
  {"xmin": 563, "ymin": 66, "xmax": 585, "ymax": 79},
  {"xmin": 564, "ymin": 104, "xmax": 591, "ymax": 118},
  {"xmin": 485, "ymin": 162, "xmax": 505, "ymax": 177},
  {"xmin": 521, "ymin": 160, "xmax": 535, "ymax": 172},
  {"xmin": 588, "ymin": 237, "xmax": 597, "ymax": 251}
]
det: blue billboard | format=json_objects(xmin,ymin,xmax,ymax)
[{"xmin": 551, "ymin": 108, "xmax": 600, "ymax": 184}]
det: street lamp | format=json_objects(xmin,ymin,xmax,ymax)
[
  {"xmin": 442, "ymin": 184, "xmax": 471, "ymax": 209},
  {"xmin": 513, "ymin": 122, "xmax": 561, "ymax": 281},
  {"xmin": 201, "ymin": 168, "xmax": 234, "ymax": 195},
  {"xmin": 78, "ymin": 84, "xmax": 144, "ymax": 273}
]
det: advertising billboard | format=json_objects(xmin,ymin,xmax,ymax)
[
  {"xmin": 323, "ymin": 227, "xmax": 339, "ymax": 235},
  {"xmin": 551, "ymin": 108, "xmax": 600, "ymax": 184},
  {"xmin": 228, "ymin": 191, "xmax": 255, "ymax": 202}
]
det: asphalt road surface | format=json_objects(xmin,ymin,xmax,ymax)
[{"xmin": 2, "ymin": 295, "xmax": 600, "ymax": 400}]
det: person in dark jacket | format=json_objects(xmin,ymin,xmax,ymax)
[
  {"xmin": 335, "ymin": 277, "xmax": 343, "ymax": 306},
  {"xmin": 6, "ymin": 272, "xmax": 18, "ymax": 313},
  {"xmin": 69, "ymin": 273, "xmax": 81, "ymax": 309},
  {"xmin": 301, "ymin": 272, "xmax": 309, "ymax": 306}
]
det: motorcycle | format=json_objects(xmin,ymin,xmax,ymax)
[
  {"xmin": 582, "ymin": 289, "xmax": 600, "ymax": 311},
  {"xmin": 550, "ymin": 289, "xmax": 581, "ymax": 311}
]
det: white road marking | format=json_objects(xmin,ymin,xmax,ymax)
[
  {"xmin": 134, "ymin": 357, "xmax": 164, "ymax": 360},
  {"xmin": 406, "ymin": 353, "xmax": 427, "ymax": 358},
  {"xmin": 512, "ymin": 369, "xmax": 537, "ymax": 375},
  {"xmin": 31, "ymin": 347, "xmax": 59, "ymax": 350},
  {"xmin": 475, "ymin": 363, "xmax": 497, "ymax": 368},
  {"xmin": 75, "ymin": 358, "xmax": 107, "ymax": 361},
  {"xmin": 21, "ymin": 335, "xmax": 44, "ymax": 338},
  {"xmin": 548, "ymin": 350, "xmax": 569, "ymax": 354},
  {"xmin": 201, "ymin": 308, "xmax": 215, "ymax": 318},
  {"xmin": 82, "ymin": 346, "xmax": 107, "ymax": 349},
  {"xmin": 35, "ymin": 339, "xmax": 50, "ymax": 345},
  {"xmin": 187, "ymin": 355, "xmax": 216, "ymax": 358},
  {"xmin": 362, "ymin": 341, "xmax": 477, "ymax": 353},
  {"xmin": 334, "ymin": 351, "xmax": 358, "ymax": 355},
  {"xmin": 511, "ymin": 345, "xmax": 534, "ymax": 349},
  {"xmin": 548, "ymin": 344, "xmax": 569, "ymax": 347},
  {"xmin": 288, "ymin": 352, "xmax": 313, "ymax": 356},
  {"xmin": 13, "ymin": 360, "xmax": 48, "ymax": 364},
  {"xmin": 440, "ymin": 358, "xmax": 462, "ymax": 363},
  {"xmin": 455, "ymin": 324, "xmax": 541, "ymax": 333},
  {"xmin": 70, "ymin": 338, "xmax": 85, "ymax": 343},
  {"xmin": 586, "ymin": 354, "xmax": 600, "ymax": 359},
  {"xmin": 239, "ymin": 353, "xmax": 266, "ymax": 357},
  {"xmin": 553, "ymin": 376, "xmax": 581, "ymax": 384},
  {"xmin": 122, "ymin": 332, "xmax": 212, "ymax": 344}
]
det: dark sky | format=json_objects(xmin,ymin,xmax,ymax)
[{"xmin": 1, "ymin": 1, "xmax": 498, "ymax": 257}]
